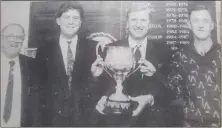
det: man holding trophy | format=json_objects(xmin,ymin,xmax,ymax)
[{"xmin": 90, "ymin": 2, "xmax": 172, "ymax": 126}]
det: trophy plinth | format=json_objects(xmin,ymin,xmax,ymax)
[{"xmin": 104, "ymin": 82, "xmax": 132, "ymax": 115}]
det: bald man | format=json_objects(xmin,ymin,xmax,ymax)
[{"xmin": 1, "ymin": 24, "xmax": 39, "ymax": 127}]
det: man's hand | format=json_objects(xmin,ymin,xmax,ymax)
[
  {"xmin": 138, "ymin": 59, "xmax": 156, "ymax": 76},
  {"xmin": 91, "ymin": 57, "xmax": 104, "ymax": 77},
  {"xmin": 130, "ymin": 95, "xmax": 154, "ymax": 116},
  {"xmin": 95, "ymin": 96, "xmax": 107, "ymax": 114}
]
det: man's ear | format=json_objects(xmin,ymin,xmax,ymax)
[
  {"xmin": 56, "ymin": 18, "xmax": 60, "ymax": 26},
  {"xmin": 211, "ymin": 22, "xmax": 214, "ymax": 31},
  {"xmin": 79, "ymin": 19, "xmax": 82, "ymax": 26},
  {"xmin": 187, "ymin": 20, "xmax": 192, "ymax": 30},
  {"xmin": 126, "ymin": 21, "xmax": 129, "ymax": 30}
]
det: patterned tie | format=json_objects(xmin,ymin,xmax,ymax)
[
  {"xmin": 3, "ymin": 60, "xmax": 15, "ymax": 123},
  {"xmin": 133, "ymin": 44, "xmax": 142, "ymax": 62},
  {"xmin": 200, "ymin": 51, "xmax": 205, "ymax": 56},
  {"xmin": 66, "ymin": 41, "xmax": 74, "ymax": 97}
]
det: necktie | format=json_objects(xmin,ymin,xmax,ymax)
[
  {"xmin": 133, "ymin": 44, "xmax": 142, "ymax": 62},
  {"xmin": 66, "ymin": 41, "xmax": 74, "ymax": 97},
  {"xmin": 200, "ymin": 49, "xmax": 205, "ymax": 56},
  {"xmin": 3, "ymin": 60, "xmax": 15, "ymax": 123}
]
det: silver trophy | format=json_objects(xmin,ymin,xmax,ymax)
[{"xmin": 96, "ymin": 44, "xmax": 142, "ymax": 115}]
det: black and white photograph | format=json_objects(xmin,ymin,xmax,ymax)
[{"xmin": 1, "ymin": 0, "xmax": 221, "ymax": 127}]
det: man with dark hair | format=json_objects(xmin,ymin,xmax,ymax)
[
  {"xmin": 35, "ymin": 1, "xmax": 97, "ymax": 126},
  {"xmin": 1, "ymin": 24, "xmax": 38, "ymax": 127},
  {"xmin": 55, "ymin": 1, "xmax": 84, "ymax": 21},
  {"xmin": 90, "ymin": 2, "xmax": 172, "ymax": 126},
  {"xmin": 168, "ymin": 4, "xmax": 221, "ymax": 127}
]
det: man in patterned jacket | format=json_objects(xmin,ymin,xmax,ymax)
[{"xmin": 168, "ymin": 4, "xmax": 221, "ymax": 127}]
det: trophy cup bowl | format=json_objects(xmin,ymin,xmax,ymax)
[{"xmin": 97, "ymin": 46, "xmax": 138, "ymax": 115}]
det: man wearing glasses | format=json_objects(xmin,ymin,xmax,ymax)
[{"xmin": 1, "ymin": 24, "xmax": 38, "ymax": 127}]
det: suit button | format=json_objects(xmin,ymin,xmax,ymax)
[
  {"xmin": 54, "ymin": 92, "xmax": 58, "ymax": 95},
  {"xmin": 58, "ymin": 110, "xmax": 61, "ymax": 114}
]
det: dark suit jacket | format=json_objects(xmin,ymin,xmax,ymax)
[
  {"xmin": 35, "ymin": 36, "xmax": 97, "ymax": 126},
  {"xmin": 89, "ymin": 38, "xmax": 173, "ymax": 126},
  {"xmin": 17, "ymin": 54, "xmax": 39, "ymax": 126}
]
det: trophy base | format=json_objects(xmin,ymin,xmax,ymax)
[{"xmin": 104, "ymin": 99, "xmax": 132, "ymax": 115}]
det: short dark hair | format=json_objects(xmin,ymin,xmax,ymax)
[
  {"xmin": 55, "ymin": 1, "xmax": 84, "ymax": 20},
  {"xmin": 188, "ymin": 4, "xmax": 212, "ymax": 20}
]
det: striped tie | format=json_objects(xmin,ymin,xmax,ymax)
[{"xmin": 3, "ymin": 60, "xmax": 15, "ymax": 123}]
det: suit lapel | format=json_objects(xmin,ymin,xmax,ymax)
[
  {"xmin": 124, "ymin": 37, "xmax": 154, "ymax": 61},
  {"xmin": 122, "ymin": 38, "xmax": 130, "ymax": 47},
  {"xmin": 53, "ymin": 37, "xmax": 82, "ymax": 90},
  {"xmin": 19, "ymin": 55, "xmax": 29, "ymax": 126},
  {"xmin": 52, "ymin": 39, "xmax": 67, "ymax": 77},
  {"xmin": 125, "ymin": 38, "xmax": 154, "ymax": 78},
  {"xmin": 145, "ymin": 39, "xmax": 153, "ymax": 60},
  {"xmin": 145, "ymin": 39, "xmax": 159, "ymax": 68},
  {"xmin": 52, "ymin": 37, "xmax": 82, "ymax": 76},
  {"xmin": 73, "ymin": 37, "xmax": 81, "ymax": 71},
  {"xmin": 124, "ymin": 37, "xmax": 153, "ymax": 58}
]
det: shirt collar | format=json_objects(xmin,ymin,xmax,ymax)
[
  {"xmin": 1, "ymin": 53, "xmax": 20, "ymax": 66},
  {"xmin": 59, "ymin": 34, "xmax": 78, "ymax": 46},
  {"xmin": 128, "ymin": 36, "xmax": 147, "ymax": 48}
]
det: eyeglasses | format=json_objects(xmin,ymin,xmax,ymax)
[{"xmin": 1, "ymin": 34, "xmax": 25, "ymax": 41}]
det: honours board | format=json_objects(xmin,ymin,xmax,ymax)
[{"xmin": 28, "ymin": 1, "xmax": 217, "ymax": 50}]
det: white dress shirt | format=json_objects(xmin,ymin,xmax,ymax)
[
  {"xmin": 128, "ymin": 36, "xmax": 148, "ymax": 59},
  {"xmin": 1, "ymin": 54, "xmax": 22, "ymax": 127},
  {"xmin": 59, "ymin": 35, "xmax": 78, "ymax": 73}
]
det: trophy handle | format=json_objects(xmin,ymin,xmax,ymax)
[
  {"xmin": 96, "ymin": 42, "xmax": 102, "ymax": 58},
  {"xmin": 126, "ymin": 63, "xmax": 141, "ymax": 78},
  {"xmin": 103, "ymin": 66, "xmax": 113, "ymax": 78},
  {"xmin": 96, "ymin": 43, "xmax": 113, "ymax": 78}
]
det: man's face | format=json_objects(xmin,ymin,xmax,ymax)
[
  {"xmin": 127, "ymin": 10, "xmax": 150, "ymax": 40},
  {"xmin": 56, "ymin": 9, "xmax": 82, "ymax": 39},
  {"xmin": 1, "ymin": 26, "xmax": 24, "ymax": 59},
  {"xmin": 189, "ymin": 10, "xmax": 214, "ymax": 40}
]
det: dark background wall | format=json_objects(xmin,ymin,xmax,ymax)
[{"xmin": 28, "ymin": 1, "xmax": 217, "ymax": 49}]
